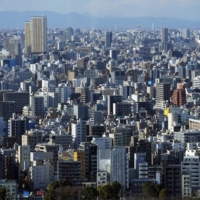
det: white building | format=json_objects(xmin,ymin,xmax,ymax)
[
  {"xmin": 29, "ymin": 160, "xmax": 54, "ymax": 190},
  {"xmin": 71, "ymin": 119, "xmax": 87, "ymax": 149},
  {"xmin": 97, "ymin": 147, "xmax": 129, "ymax": 192},
  {"xmin": 97, "ymin": 171, "xmax": 108, "ymax": 187},
  {"xmin": 192, "ymin": 76, "xmax": 200, "ymax": 89},
  {"xmin": 181, "ymin": 156, "xmax": 200, "ymax": 197}
]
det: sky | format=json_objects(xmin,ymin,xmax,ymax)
[{"xmin": 0, "ymin": 0, "xmax": 199, "ymax": 20}]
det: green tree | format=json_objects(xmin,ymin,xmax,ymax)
[
  {"xmin": 142, "ymin": 182, "xmax": 162, "ymax": 198},
  {"xmin": 159, "ymin": 188, "xmax": 168, "ymax": 199},
  {"xmin": 44, "ymin": 189, "xmax": 57, "ymax": 200},
  {"xmin": 154, "ymin": 183, "xmax": 162, "ymax": 197},
  {"xmin": 0, "ymin": 187, "xmax": 6, "ymax": 200},
  {"xmin": 82, "ymin": 187, "xmax": 98, "ymax": 200},
  {"xmin": 50, "ymin": 180, "xmax": 71, "ymax": 190},
  {"xmin": 111, "ymin": 181, "xmax": 121, "ymax": 198},
  {"xmin": 98, "ymin": 184, "xmax": 114, "ymax": 200}
]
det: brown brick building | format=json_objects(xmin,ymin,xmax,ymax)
[{"xmin": 172, "ymin": 85, "xmax": 186, "ymax": 106}]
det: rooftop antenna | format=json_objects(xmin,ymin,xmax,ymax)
[{"xmin": 138, "ymin": 23, "xmax": 141, "ymax": 37}]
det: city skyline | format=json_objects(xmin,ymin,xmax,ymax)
[{"xmin": 0, "ymin": 0, "xmax": 199, "ymax": 20}]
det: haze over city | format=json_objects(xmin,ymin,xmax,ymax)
[{"xmin": 0, "ymin": 0, "xmax": 199, "ymax": 19}]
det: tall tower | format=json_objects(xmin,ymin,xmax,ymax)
[
  {"xmin": 31, "ymin": 16, "xmax": 47, "ymax": 53},
  {"xmin": 161, "ymin": 28, "xmax": 168, "ymax": 43},
  {"xmin": 24, "ymin": 22, "xmax": 31, "ymax": 54},
  {"xmin": 105, "ymin": 31, "xmax": 112, "ymax": 48},
  {"xmin": 24, "ymin": 16, "xmax": 47, "ymax": 54}
]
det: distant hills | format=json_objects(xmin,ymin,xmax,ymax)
[{"xmin": 1, "ymin": 11, "xmax": 200, "ymax": 29}]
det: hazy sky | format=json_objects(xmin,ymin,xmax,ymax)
[{"xmin": 0, "ymin": 0, "xmax": 199, "ymax": 19}]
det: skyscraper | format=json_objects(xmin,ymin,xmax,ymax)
[
  {"xmin": 172, "ymin": 85, "xmax": 186, "ymax": 107},
  {"xmin": 161, "ymin": 28, "xmax": 168, "ymax": 43},
  {"xmin": 105, "ymin": 31, "xmax": 112, "ymax": 48},
  {"xmin": 24, "ymin": 16, "xmax": 47, "ymax": 53},
  {"xmin": 24, "ymin": 22, "xmax": 31, "ymax": 54}
]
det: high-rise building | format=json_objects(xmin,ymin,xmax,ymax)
[
  {"xmin": 24, "ymin": 22, "xmax": 31, "ymax": 54},
  {"xmin": 71, "ymin": 119, "xmax": 87, "ymax": 149},
  {"xmin": 107, "ymin": 95, "xmax": 122, "ymax": 115},
  {"xmin": 24, "ymin": 16, "xmax": 47, "ymax": 53},
  {"xmin": 73, "ymin": 150, "xmax": 86, "ymax": 179},
  {"xmin": 79, "ymin": 142, "xmax": 98, "ymax": 181},
  {"xmin": 8, "ymin": 115, "xmax": 26, "ymax": 145},
  {"xmin": 30, "ymin": 94, "xmax": 44, "ymax": 118},
  {"xmin": 156, "ymin": 83, "xmax": 171, "ymax": 101},
  {"xmin": 172, "ymin": 85, "xmax": 186, "ymax": 107},
  {"xmin": 73, "ymin": 104, "xmax": 88, "ymax": 120},
  {"xmin": 97, "ymin": 147, "xmax": 129, "ymax": 192},
  {"xmin": 105, "ymin": 31, "xmax": 112, "ymax": 48},
  {"xmin": 161, "ymin": 28, "xmax": 168, "ymax": 43}
]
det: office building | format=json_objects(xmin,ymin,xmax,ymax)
[
  {"xmin": 107, "ymin": 95, "xmax": 122, "ymax": 115},
  {"xmin": 90, "ymin": 111, "xmax": 104, "ymax": 125},
  {"xmin": 16, "ymin": 145, "xmax": 30, "ymax": 174},
  {"xmin": 113, "ymin": 102, "xmax": 132, "ymax": 117},
  {"xmin": 30, "ymin": 94, "xmax": 44, "ymax": 118},
  {"xmin": 163, "ymin": 164, "xmax": 181, "ymax": 197},
  {"xmin": 57, "ymin": 160, "xmax": 82, "ymax": 186},
  {"xmin": 71, "ymin": 119, "xmax": 87, "ymax": 149},
  {"xmin": 181, "ymin": 156, "xmax": 200, "ymax": 197},
  {"xmin": 3, "ymin": 91, "xmax": 29, "ymax": 114},
  {"xmin": 189, "ymin": 119, "xmax": 200, "ymax": 130},
  {"xmin": 79, "ymin": 142, "xmax": 98, "ymax": 181},
  {"xmin": 73, "ymin": 104, "xmax": 88, "ymax": 120},
  {"xmin": 0, "ymin": 101, "xmax": 16, "ymax": 121},
  {"xmin": 161, "ymin": 28, "xmax": 168, "ymax": 43},
  {"xmin": 97, "ymin": 147, "xmax": 129, "ymax": 192},
  {"xmin": 48, "ymin": 132, "xmax": 72, "ymax": 151},
  {"xmin": 156, "ymin": 83, "xmax": 171, "ymax": 101},
  {"xmin": 174, "ymin": 130, "xmax": 200, "ymax": 143},
  {"xmin": 8, "ymin": 115, "xmax": 26, "ymax": 145},
  {"xmin": 105, "ymin": 31, "xmax": 112, "ymax": 48},
  {"xmin": 89, "ymin": 125, "xmax": 105, "ymax": 137},
  {"xmin": 29, "ymin": 160, "xmax": 54, "ymax": 190},
  {"xmin": 22, "ymin": 130, "xmax": 43, "ymax": 151},
  {"xmin": 73, "ymin": 150, "xmax": 86, "ymax": 179}
]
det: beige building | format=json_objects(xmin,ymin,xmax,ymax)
[
  {"xmin": 16, "ymin": 145, "xmax": 30, "ymax": 174},
  {"xmin": 24, "ymin": 16, "xmax": 47, "ymax": 53},
  {"xmin": 24, "ymin": 22, "xmax": 31, "ymax": 54},
  {"xmin": 189, "ymin": 119, "xmax": 200, "ymax": 130}
]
